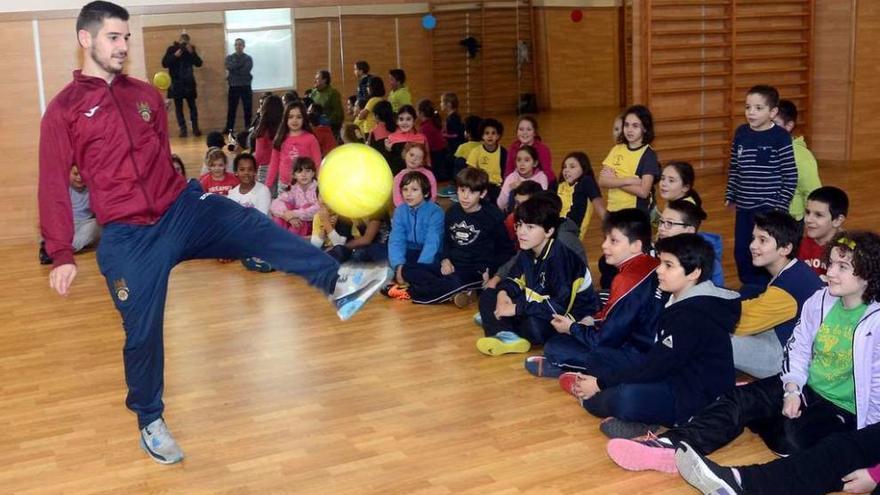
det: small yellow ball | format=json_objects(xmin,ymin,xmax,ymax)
[{"xmin": 152, "ymin": 71, "xmax": 171, "ymax": 91}]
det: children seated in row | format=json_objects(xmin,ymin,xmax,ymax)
[
  {"xmin": 599, "ymin": 104, "xmax": 659, "ymax": 215},
  {"xmin": 556, "ymin": 151, "xmax": 606, "ymax": 239},
  {"xmin": 726, "ymin": 85, "xmax": 797, "ymax": 289},
  {"xmin": 607, "ymin": 231, "xmax": 880, "ymax": 474},
  {"xmin": 504, "ymin": 115, "xmax": 556, "ymax": 185},
  {"xmin": 227, "ymin": 153, "xmax": 271, "ymax": 215},
  {"xmin": 267, "ymin": 101, "xmax": 322, "ymax": 193},
  {"xmin": 392, "ymin": 143, "xmax": 437, "ymax": 207},
  {"xmin": 525, "ymin": 208, "xmax": 661, "ymax": 381},
  {"xmin": 385, "ymin": 172, "xmax": 445, "ymax": 299},
  {"xmin": 199, "ymin": 148, "xmax": 239, "ymax": 195},
  {"xmin": 475, "ymin": 194, "xmax": 599, "ymax": 356},
  {"xmin": 732, "ymin": 210, "xmax": 822, "ymax": 378},
  {"xmin": 270, "ymin": 157, "xmax": 318, "ymax": 236},
  {"xmin": 798, "ymin": 186, "xmax": 848, "ymax": 276},
  {"xmin": 498, "ymin": 145, "xmax": 549, "ymax": 211},
  {"xmin": 398, "ymin": 168, "xmax": 513, "ymax": 305},
  {"xmin": 563, "ymin": 233, "xmax": 740, "ymax": 440},
  {"xmin": 466, "ymin": 118, "xmax": 506, "ymax": 204},
  {"xmin": 775, "ymin": 98, "xmax": 822, "ymax": 223}
]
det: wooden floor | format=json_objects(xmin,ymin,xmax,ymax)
[{"xmin": 2, "ymin": 108, "xmax": 875, "ymax": 494}]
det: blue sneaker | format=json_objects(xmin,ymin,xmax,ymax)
[
  {"xmin": 140, "ymin": 418, "xmax": 184, "ymax": 465},
  {"xmin": 333, "ymin": 264, "xmax": 391, "ymax": 320},
  {"xmin": 473, "ymin": 312, "xmax": 482, "ymax": 326},
  {"xmin": 437, "ymin": 184, "xmax": 457, "ymax": 198},
  {"xmin": 523, "ymin": 355, "xmax": 564, "ymax": 378}
]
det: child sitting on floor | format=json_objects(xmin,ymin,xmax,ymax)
[
  {"xmin": 798, "ymin": 186, "xmax": 848, "ymax": 276},
  {"xmin": 475, "ymin": 194, "xmax": 598, "ymax": 356},
  {"xmin": 269, "ymin": 157, "xmax": 319, "ymax": 236}
]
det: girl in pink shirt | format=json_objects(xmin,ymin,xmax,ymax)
[
  {"xmin": 498, "ymin": 145, "xmax": 548, "ymax": 211},
  {"xmin": 253, "ymin": 95, "xmax": 283, "ymax": 185},
  {"xmin": 384, "ymin": 105, "xmax": 429, "ymax": 175},
  {"xmin": 267, "ymin": 101, "xmax": 322, "ymax": 193},
  {"xmin": 503, "ymin": 115, "xmax": 555, "ymax": 185},
  {"xmin": 270, "ymin": 157, "xmax": 319, "ymax": 236},
  {"xmin": 392, "ymin": 142, "xmax": 437, "ymax": 207}
]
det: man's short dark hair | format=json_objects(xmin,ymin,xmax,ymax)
[
  {"xmin": 77, "ymin": 1, "xmax": 129, "ymax": 35},
  {"xmin": 233, "ymin": 153, "xmax": 256, "ymax": 172},
  {"xmin": 235, "ymin": 37, "xmax": 245, "ymax": 44},
  {"xmin": 655, "ymin": 233, "xmax": 715, "ymax": 283},
  {"xmin": 455, "ymin": 167, "xmax": 489, "ymax": 193},
  {"xmin": 665, "ymin": 199, "xmax": 707, "ymax": 230},
  {"xmin": 747, "ymin": 84, "xmax": 780, "ymax": 109},
  {"xmin": 389, "ymin": 68, "xmax": 406, "ymax": 85},
  {"xmin": 602, "ymin": 208, "xmax": 652, "ymax": 253},
  {"xmin": 808, "ymin": 186, "xmax": 849, "ymax": 220},
  {"xmin": 754, "ymin": 209, "xmax": 801, "ymax": 259},
  {"xmin": 355, "ymin": 60, "xmax": 370, "ymax": 73},
  {"xmin": 318, "ymin": 69, "xmax": 331, "ymax": 85},
  {"xmin": 777, "ymin": 99, "xmax": 797, "ymax": 125},
  {"xmin": 479, "ymin": 118, "xmax": 503, "ymax": 138},
  {"xmin": 515, "ymin": 194, "xmax": 561, "ymax": 233}
]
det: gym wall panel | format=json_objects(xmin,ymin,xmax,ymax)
[
  {"xmin": 811, "ymin": 0, "xmax": 854, "ymax": 162},
  {"xmin": 539, "ymin": 7, "xmax": 619, "ymax": 109},
  {"xmin": 396, "ymin": 15, "xmax": 434, "ymax": 105},
  {"xmin": 851, "ymin": 0, "xmax": 880, "ymax": 162},
  {"xmin": 0, "ymin": 21, "xmax": 42, "ymax": 243}
]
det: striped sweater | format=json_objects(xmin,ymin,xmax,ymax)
[{"xmin": 725, "ymin": 123, "xmax": 796, "ymax": 211}]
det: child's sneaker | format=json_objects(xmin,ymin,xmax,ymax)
[
  {"xmin": 476, "ymin": 331, "xmax": 530, "ymax": 356},
  {"xmin": 139, "ymin": 418, "xmax": 184, "ymax": 465},
  {"xmin": 523, "ymin": 356, "xmax": 564, "ymax": 378},
  {"xmin": 241, "ymin": 257, "xmax": 274, "ymax": 272},
  {"xmin": 332, "ymin": 264, "xmax": 391, "ymax": 320},
  {"xmin": 606, "ymin": 433, "xmax": 678, "ymax": 473},
  {"xmin": 452, "ymin": 290, "xmax": 477, "ymax": 308},
  {"xmin": 675, "ymin": 441, "xmax": 743, "ymax": 494},
  {"xmin": 599, "ymin": 417, "xmax": 662, "ymax": 439},
  {"xmin": 558, "ymin": 372, "xmax": 583, "ymax": 397},
  {"xmin": 437, "ymin": 184, "xmax": 457, "ymax": 198}
]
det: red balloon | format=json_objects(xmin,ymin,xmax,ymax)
[{"xmin": 570, "ymin": 9, "xmax": 583, "ymax": 22}]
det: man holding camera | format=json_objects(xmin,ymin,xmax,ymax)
[{"xmin": 162, "ymin": 33, "xmax": 202, "ymax": 137}]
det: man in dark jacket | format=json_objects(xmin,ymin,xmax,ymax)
[
  {"xmin": 161, "ymin": 32, "xmax": 202, "ymax": 137},
  {"xmin": 224, "ymin": 37, "xmax": 253, "ymax": 133}
]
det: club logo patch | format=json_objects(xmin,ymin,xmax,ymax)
[
  {"xmin": 137, "ymin": 102, "xmax": 152, "ymax": 122},
  {"xmin": 113, "ymin": 278, "xmax": 130, "ymax": 302}
]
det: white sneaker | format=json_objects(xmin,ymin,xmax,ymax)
[
  {"xmin": 333, "ymin": 264, "xmax": 392, "ymax": 320},
  {"xmin": 140, "ymin": 418, "xmax": 184, "ymax": 464}
]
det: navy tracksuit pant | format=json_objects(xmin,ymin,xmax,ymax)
[
  {"xmin": 96, "ymin": 181, "xmax": 339, "ymax": 428},
  {"xmin": 406, "ymin": 263, "xmax": 485, "ymax": 304}
]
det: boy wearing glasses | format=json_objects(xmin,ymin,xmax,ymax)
[{"xmin": 658, "ymin": 199, "xmax": 724, "ymax": 287}]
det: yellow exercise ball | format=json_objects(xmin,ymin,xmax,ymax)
[
  {"xmin": 319, "ymin": 143, "xmax": 392, "ymax": 219},
  {"xmin": 152, "ymin": 71, "xmax": 171, "ymax": 91}
]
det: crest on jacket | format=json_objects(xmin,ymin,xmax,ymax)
[
  {"xmin": 137, "ymin": 102, "xmax": 152, "ymax": 122},
  {"xmin": 449, "ymin": 221, "xmax": 480, "ymax": 246}
]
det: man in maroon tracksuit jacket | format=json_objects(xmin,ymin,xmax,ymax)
[{"xmin": 39, "ymin": 1, "xmax": 388, "ymax": 464}]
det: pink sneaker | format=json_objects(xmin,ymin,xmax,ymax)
[
  {"xmin": 558, "ymin": 372, "xmax": 581, "ymax": 397},
  {"xmin": 606, "ymin": 434, "xmax": 678, "ymax": 474}
]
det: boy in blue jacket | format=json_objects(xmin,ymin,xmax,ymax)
[
  {"xmin": 476, "ymin": 194, "xmax": 598, "ymax": 356},
  {"xmin": 565, "ymin": 234, "xmax": 740, "ymax": 439},
  {"xmin": 384, "ymin": 172, "xmax": 445, "ymax": 300},
  {"xmin": 525, "ymin": 208, "xmax": 662, "ymax": 378}
]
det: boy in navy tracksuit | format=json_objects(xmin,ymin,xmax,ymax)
[
  {"xmin": 565, "ymin": 234, "xmax": 740, "ymax": 438},
  {"xmin": 407, "ymin": 168, "xmax": 513, "ymax": 305},
  {"xmin": 526, "ymin": 208, "xmax": 662, "ymax": 378},
  {"xmin": 38, "ymin": 2, "xmax": 388, "ymax": 465},
  {"xmin": 476, "ymin": 194, "xmax": 599, "ymax": 356}
]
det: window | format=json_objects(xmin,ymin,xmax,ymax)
[{"xmin": 225, "ymin": 8, "xmax": 294, "ymax": 91}]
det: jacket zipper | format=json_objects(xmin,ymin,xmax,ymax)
[
  {"xmin": 851, "ymin": 307, "xmax": 880, "ymax": 425},
  {"xmin": 107, "ymin": 81, "xmax": 157, "ymax": 222}
]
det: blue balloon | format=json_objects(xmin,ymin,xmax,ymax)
[{"xmin": 422, "ymin": 14, "xmax": 437, "ymax": 30}]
